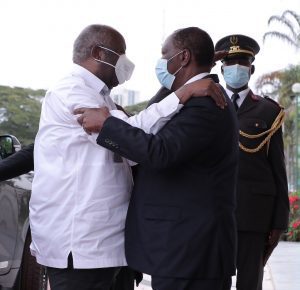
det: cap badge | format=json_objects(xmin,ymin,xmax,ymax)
[
  {"xmin": 230, "ymin": 36, "xmax": 238, "ymax": 45},
  {"xmin": 227, "ymin": 35, "xmax": 254, "ymax": 57}
]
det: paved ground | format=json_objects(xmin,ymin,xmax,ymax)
[
  {"xmin": 230, "ymin": 264, "xmax": 275, "ymax": 289},
  {"xmin": 265, "ymin": 241, "xmax": 300, "ymax": 290},
  {"xmin": 135, "ymin": 241, "xmax": 300, "ymax": 290}
]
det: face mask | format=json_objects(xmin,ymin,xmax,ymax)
[
  {"xmin": 93, "ymin": 45, "xmax": 135, "ymax": 84},
  {"xmin": 155, "ymin": 50, "xmax": 184, "ymax": 90},
  {"xmin": 223, "ymin": 64, "xmax": 250, "ymax": 89}
]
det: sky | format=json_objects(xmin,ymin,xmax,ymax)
[{"xmin": 0, "ymin": 0, "xmax": 299, "ymax": 101}]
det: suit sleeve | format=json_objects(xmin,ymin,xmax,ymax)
[
  {"xmin": 109, "ymin": 92, "xmax": 183, "ymax": 134},
  {"xmin": 268, "ymin": 125, "xmax": 289, "ymax": 230},
  {"xmin": 0, "ymin": 143, "xmax": 34, "ymax": 181},
  {"xmin": 146, "ymin": 87, "xmax": 172, "ymax": 107},
  {"xmin": 97, "ymin": 100, "xmax": 217, "ymax": 169}
]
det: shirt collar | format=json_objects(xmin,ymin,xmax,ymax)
[
  {"xmin": 185, "ymin": 72, "xmax": 210, "ymax": 85},
  {"xmin": 225, "ymin": 87, "xmax": 250, "ymax": 105},
  {"xmin": 71, "ymin": 64, "xmax": 110, "ymax": 95}
]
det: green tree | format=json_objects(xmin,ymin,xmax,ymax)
[
  {"xmin": 262, "ymin": 9, "xmax": 300, "ymax": 191},
  {"xmin": 255, "ymin": 65, "xmax": 300, "ymax": 191},
  {"xmin": 125, "ymin": 100, "xmax": 148, "ymax": 115},
  {"xmin": 0, "ymin": 85, "xmax": 45, "ymax": 145},
  {"xmin": 0, "ymin": 85, "xmax": 150, "ymax": 145},
  {"xmin": 263, "ymin": 10, "xmax": 300, "ymax": 49},
  {"xmin": 0, "ymin": 85, "xmax": 151, "ymax": 145}
]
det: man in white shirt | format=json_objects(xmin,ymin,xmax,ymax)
[{"xmin": 31, "ymin": 24, "xmax": 226, "ymax": 290}]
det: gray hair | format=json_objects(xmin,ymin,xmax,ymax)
[{"xmin": 72, "ymin": 24, "xmax": 120, "ymax": 64}]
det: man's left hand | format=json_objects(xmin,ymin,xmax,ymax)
[
  {"xmin": 74, "ymin": 107, "xmax": 110, "ymax": 134},
  {"xmin": 175, "ymin": 78, "xmax": 227, "ymax": 108},
  {"xmin": 263, "ymin": 229, "xmax": 283, "ymax": 266}
]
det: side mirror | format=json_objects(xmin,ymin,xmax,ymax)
[{"xmin": 0, "ymin": 135, "xmax": 21, "ymax": 159}]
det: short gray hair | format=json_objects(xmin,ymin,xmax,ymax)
[{"xmin": 72, "ymin": 24, "xmax": 119, "ymax": 64}]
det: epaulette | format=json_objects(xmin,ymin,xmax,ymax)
[
  {"xmin": 250, "ymin": 94, "xmax": 260, "ymax": 101},
  {"xmin": 264, "ymin": 95, "xmax": 284, "ymax": 109}
]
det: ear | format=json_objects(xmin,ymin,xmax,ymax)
[
  {"xmin": 180, "ymin": 49, "xmax": 191, "ymax": 66},
  {"xmin": 91, "ymin": 46, "xmax": 105, "ymax": 61},
  {"xmin": 251, "ymin": 65, "xmax": 255, "ymax": 75}
]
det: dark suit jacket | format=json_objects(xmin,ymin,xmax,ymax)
[
  {"xmin": 97, "ymin": 85, "xmax": 239, "ymax": 279},
  {"xmin": 0, "ymin": 143, "xmax": 34, "ymax": 182},
  {"xmin": 235, "ymin": 90, "xmax": 289, "ymax": 232},
  {"xmin": 147, "ymin": 87, "xmax": 171, "ymax": 107}
]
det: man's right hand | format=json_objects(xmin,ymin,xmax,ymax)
[
  {"xmin": 74, "ymin": 107, "xmax": 111, "ymax": 134},
  {"xmin": 213, "ymin": 50, "xmax": 228, "ymax": 64},
  {"xmin": 263, "ymin": 229, "xmax": 283, "ymax": 266},
  {"xmin": 175, "ymin": 78, "xmax": 227, "ymax": 108}
]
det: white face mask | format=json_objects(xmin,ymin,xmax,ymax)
[{"xmin": 93, "ymin": 45, "xmax": 135, "ymax": 84}]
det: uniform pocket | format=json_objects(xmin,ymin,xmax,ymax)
[{"xmin": 240, "ymin": 118, "xmax": 268, "ymax": 135}]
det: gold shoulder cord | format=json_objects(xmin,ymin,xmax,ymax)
[{"xmin": 239, "ymin": 108, "xmax": 285, "ymax": 154}]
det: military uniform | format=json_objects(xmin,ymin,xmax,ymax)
[
  {"xmin": 236, "ymin": 91, "xmax": 288, "ymax": 232},
  {"xmin": 216, "ymin": 35, "xmax": 289, "ymax": 290}
]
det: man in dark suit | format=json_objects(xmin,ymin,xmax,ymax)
[
  {"xmin": 215, "ymin": 34, "xmax": 290, "ymax": 290},
  {"xmin": 77, "ymin": 27, "xmax": 239, "ymax": 290}
]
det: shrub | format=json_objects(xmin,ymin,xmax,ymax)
[{"xmin": 286, "ymin": 192, "xmax": 300, "ymax": 241}]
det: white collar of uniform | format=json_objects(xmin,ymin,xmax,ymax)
[
  {"xmin": 185, "ymin": 72, "xmax": 210, "ymax": 85},
  {"xmin": 71, "ymin": 64, "xmax": 110, "ymax": 96},
  {"xmin": 225, "ymin": 87, "xmax": 250, "ymax": 104}
]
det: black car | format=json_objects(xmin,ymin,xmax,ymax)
[{"xmin": 0, "ymin": 135, "xmax": 47, "ymax": 290}]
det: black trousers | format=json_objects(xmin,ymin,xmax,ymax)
[
  {"xmin": 235, "ymin": 231, "xmax": 267, "ymax": 290},
  {"xmin": 47, "ymin": 253, "xmax": 120, "ymax": 290},
  {"xmin": 111, "ymin": 267, "xmax": 143, "ymax": 290},
  {"xmin": 152, "ymin": 276, "xmax": 232, "ymax": 290}
]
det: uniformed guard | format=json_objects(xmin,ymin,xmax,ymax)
[{"xmin": 215, "ymin": 34, "xmax": 289, "ymax": 290}]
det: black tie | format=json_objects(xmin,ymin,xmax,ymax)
[{"xmin": 232, "ymin": 93, "xmax": 240, "ymax": 111}]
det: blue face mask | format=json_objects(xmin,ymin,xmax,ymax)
[
  {"xmin": 155, "ymin": 50, "xmax": 184, "ymax": 90},
  {"xmin": 223, "ymin": 64, "xmax": 250, "ymax": 89}
]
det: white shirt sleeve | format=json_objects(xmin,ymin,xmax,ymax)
[{"xmin": 110, "ymin": 93, "xmax": 183, "ymax": 134}]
